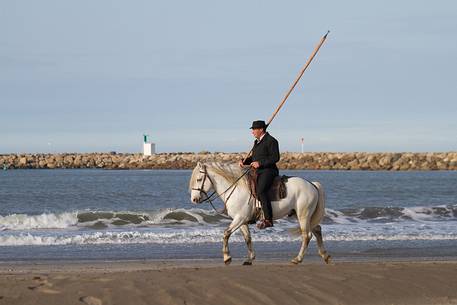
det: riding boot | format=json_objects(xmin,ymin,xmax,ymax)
[{"xmin": 256, "ymin": 169, "xmax": 276, "ymax": 227}]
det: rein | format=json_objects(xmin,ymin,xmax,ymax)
[{"xmin": 192, "ymin": 166, "xmax": 252, "ymax": 216}]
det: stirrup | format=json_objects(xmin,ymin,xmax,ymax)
[{"xmin": 256, "ymin": 219, "xmax": 273, "ymax": 229}]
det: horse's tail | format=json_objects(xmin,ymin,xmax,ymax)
[{"xmin": 309, "ymin": 181, "xmax": 325, "ymax": 228}]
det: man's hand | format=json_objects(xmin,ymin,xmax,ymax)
[
  {"xmin": 238, "ymin": 160, "xmax": 245, "ymax": 168},
  {"xmin": 251, "ymin": 161, "xmax": 260, "ymax": 169}
]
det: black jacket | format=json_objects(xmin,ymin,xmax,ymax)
[{"xmin": 243, "ymin": 132, "xmax": 280, "ymax": 174}]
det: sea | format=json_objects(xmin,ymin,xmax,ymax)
[{"xmin": 1, "ymin": 169, "xmax": 456, "ymax": 263}]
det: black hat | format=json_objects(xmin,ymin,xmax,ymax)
[{"xmin": 250, "ymin": 120, "xmax": 267, "ymax": 129}]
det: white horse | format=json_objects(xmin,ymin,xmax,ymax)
[{"xmin": 189, "ymin": 162, "xmax": 331, "ymax": 265}]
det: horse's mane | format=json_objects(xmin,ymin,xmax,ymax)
[{"xmin": 189, "ymin": 162, "xmax": 250, "ymax": 192}]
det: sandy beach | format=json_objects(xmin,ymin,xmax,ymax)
[{"xmin": 0, "ymin": 260, "xmax": 456, "ymax": 305}]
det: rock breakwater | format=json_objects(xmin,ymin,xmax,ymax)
[{"xmin": 1, "ymin": 152, "xmax": 456, "ymax": 170}]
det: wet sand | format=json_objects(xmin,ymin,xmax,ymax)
[{"xmin": 0, "ymin": 260, "xmax": 456, "ymax": 305}]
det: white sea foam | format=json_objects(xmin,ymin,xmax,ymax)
[
  {"xmin": 0, "ymin": 212, "xmax": 78, "ymax": 231},
  {"xmin": 1, "ymin": 220, "xmax": 457, "ymax": 246}
]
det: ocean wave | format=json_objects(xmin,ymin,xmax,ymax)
[
  {"xmin": 0, "ymin": 208, "xmax": 228, "ymax": 231},
  {"xmin": 0, "ymin": 204, "xmax": 456, "ymax": 231},
  {"xmin": 323, "ymin": 205, "xmax": 457, "ymax": 224},
  {"xmin": 0, "ymin": 212, "xmax": 78, "ymax": 231}
]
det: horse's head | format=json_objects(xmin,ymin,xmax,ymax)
[{"xmin": 189, "ymin": 162, "xmax": 214, "ymax": 204}]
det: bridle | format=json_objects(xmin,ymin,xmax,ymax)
[
  {"xmin": 191, "ymin": 165, "xmax": 252, "ymax": 215},
  {"xmin": 191, "ymin": 166, "xmax": 212, "ymax": 200}
]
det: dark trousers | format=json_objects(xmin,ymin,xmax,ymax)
[{"xmin": 256, "ymin": 169, "xmax": 277, "ymax": 221}]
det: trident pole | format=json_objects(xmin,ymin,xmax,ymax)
[{"xmin": 242, "ymin": 31, "xmax": 330, "ymax": 163}]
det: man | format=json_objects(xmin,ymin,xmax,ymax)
[{"xmin": 239, "ymin": 120, "xmax": 280, "ymax": 229}]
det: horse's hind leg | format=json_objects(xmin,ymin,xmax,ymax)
[
  {"xmin": 312, "ymin": 225, "xmax": 331, "ymax": 264},
  {"xmin": 240, "ymin": 224, "xmax": 255, "ymax": 265},
  {"xmin": 291, "ymin": 213, "xmax": 312, "ymax": 264}
]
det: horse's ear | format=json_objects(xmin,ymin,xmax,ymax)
[{"xmin": 196, "ymin": 161, "xmax": 202, "ymax": 168}]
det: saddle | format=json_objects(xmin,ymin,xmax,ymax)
[{"xmin": 247, "ymin": 170, "xmax": 289, "ymax": 202}]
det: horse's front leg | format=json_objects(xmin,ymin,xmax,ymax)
[
  {"xmin": 240, "ymin": 224, "xmax": 255, "ymax": 265},
  {"xmin": 222, "ymin": 217, "xmax": 244, "ymax": 265}
]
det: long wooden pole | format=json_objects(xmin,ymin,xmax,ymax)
[
  {"xmin": 266, "ymin": 30, "xmax": 330, "ymax": 127},
  {"xmin": 243, "ymin": 31, "xmax": 330, "ymax": 163}
]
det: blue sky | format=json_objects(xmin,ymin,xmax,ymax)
[{"xmin": 1, "ymin": 0, "xmax": 456, "ymax": 153}]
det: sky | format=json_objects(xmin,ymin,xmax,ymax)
[{"xmin": 1, "ymin": 0, "xmax": 456, "ymax": 153}]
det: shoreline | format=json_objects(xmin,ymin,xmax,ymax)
[
  {"xmin": 2, "ymin": 256, "xmax": 457, "ymax": 272},
  {"xmin": 2, "ymin": 257, "xmax": 457, "ymax": 274},
  {"xmin": 0, "ymin": 260, "xmax": 456, "ymax": 305},
  {"xmin": 2, "ymin": 151, "xmax": 457, "ymax": 170},
  {"xmin": 2, "ymin": 239, "xmax": 457, "ymax": 264}
]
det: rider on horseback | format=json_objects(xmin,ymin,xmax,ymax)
[{"xmin": 239, "ymin": 120, "xmax": 280, "ymax": 229}]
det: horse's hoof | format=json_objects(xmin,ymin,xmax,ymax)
[
  {"xmin": 242, "ymin": 260, "xmax": 252, "ymax": 266},
  {"xmin": 291, "ymin": 258, "xmax": 301, "ymax": 265},
  {"xmin": 324, "ymin": 255, "xmax": 331, "ymax": 264},
  {"xmin": 224, "ymin": 257, "xmax": 232, "ymax": 265}
]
